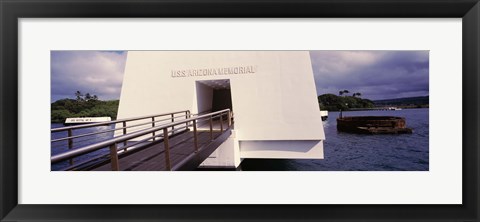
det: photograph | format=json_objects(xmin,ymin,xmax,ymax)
[
  {"xmin": 50, "ymin": 50, "xmax": 429, "ymax": 171},
  {"xmin": 2, "ymin": 0, "xmax": 477, "ymax": 220}
]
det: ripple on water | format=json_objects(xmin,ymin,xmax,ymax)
[{"xmin": 241, "ymin": 109, "xmax": 429, "ymax": 171}]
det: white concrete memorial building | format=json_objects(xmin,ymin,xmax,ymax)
[{"xmin": 117, "ymin": 51, "xmax": 325, "ymax": 168}]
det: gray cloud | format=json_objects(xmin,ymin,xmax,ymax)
[
  {"xmin": 51, "ymin": 51, "xmax": 127, "ymax": 101},
  {"xmin": 51, "ymin": 50, "xmax": 428, "ymax": 102},
  {"xmin": 310, "ymin": 51, "xmax": 429, "ymax": 100}
]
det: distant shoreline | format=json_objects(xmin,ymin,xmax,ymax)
[{"xmin": 327, "ymin": 107, "xmax": 429, "ymax": 112}]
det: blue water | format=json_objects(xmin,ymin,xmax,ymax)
[
  {"xmin": 51, "ymin": 123, "xmax": 115, "ymax": 170},
  {"xmin": 240, "ymin": 108, "xmax": 429, "ymax": 171},
  {"xmin": 51, "ymin": 108, "xmax": 428, "ymax": 171}
]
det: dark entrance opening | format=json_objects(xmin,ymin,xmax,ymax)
[
  {"xmin": 195, "ymin": 79, "xmax": 232, "ymax": 114},
  {"xmin": 212, "ymin": 88, "xmax": 232, "ymax": 112}
]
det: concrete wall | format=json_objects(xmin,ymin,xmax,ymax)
[
  {"xmin": 117, "ymin": 51, "xmax": 325, "ymax": 165},
  {"xmin": 195, "ymin": 82, "xmax": 213, "ymax": 113}
]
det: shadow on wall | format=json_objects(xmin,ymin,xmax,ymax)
[
  {"xmin": 239, "ymin": 140, "xmax": 321, "ymax": 154},
  {"xmin": 195, "ymin": 80, "xmax": 232, "ymax": 114}
]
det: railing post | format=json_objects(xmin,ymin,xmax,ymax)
[
  {"xmin": 109, "ymin": 143, "xmax": 119, "ymax": 171},
  {"xmin": 186, "ymin": 111, "xmax": 190, "ymax": 129},
  {"xmin": 171, "ymin": 113, "xmax": 175, "ymax": 133},
  {"xmin": 220, "ymin": 114, "xmax": 223, "ymax": 132},
  {"xmin": 209, "ymin": 116, "xmax": 213, "ymax": 141},
  {"xmin": 152, "ymin": 117, "xmax": 156, "ymax": 141},
  {"xmin": 67, "ymin": 129, "xmax": 73, "ymax": 165},
  {"xmin": 163, "ymin": 128, "xmax": 171, "ymax": 170},
  {"xmin": 228, "ymin": 111, "xmax": 232, "ymax": 127},
  {"xmin": 122, "ymin": 121, "xmax": 127, "ymax": 147},
  {"xmin": 193, "ymin": 119, "xmax": 199, "ymax": 153}
]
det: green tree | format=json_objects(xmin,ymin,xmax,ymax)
[
  {"xmin": 339, "ymin": 90, "xmax": 350, "ymax": 96},
  {"xmin": 51, "ymin": 109, "xmax": 73, "ymax": 123},
  {"xmin": 51, "ymin": 92, "xmax": 120, "ymax": 123},
  {"xmin": 352, "ymin": 92, "xmax": 362, "ymax": 97},
  {"xmin": 85, "ymin": 93, "xmax": 92, "ymax": 101},
  {"xmin": 318, "ymin": 93, "xmax": 374, "ymax": 111},
  {"xmin": 75, "ymin": 91, "xmax": 83, "ymax": 102}
]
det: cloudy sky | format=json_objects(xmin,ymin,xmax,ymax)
[
  {"xmin": 311, "ymin": 51, "xmax": 429, "ymax": 100},
  {"xmin": 51, "ymin": 50, "xmax": 428, "ymax": 102},
  {"xmin": 51, "ymin": 51, "xmax": 127, "ymax": 102}
]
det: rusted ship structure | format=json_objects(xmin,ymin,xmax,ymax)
[{"xmin": 337, "ymin": 116, "xmax": 413, "ymax": 134}]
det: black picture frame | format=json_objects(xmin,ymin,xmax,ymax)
[{"xmin": 1, "ymin": 0, "xmax": 479, "ymax": 221}]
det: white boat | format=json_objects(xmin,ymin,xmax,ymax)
[
  {"xmin": 388, "ymin": 107, "xmax": 402, "ymax": 110},
  {"xmin": 320, "ymin": 110, "xmax": 328, "ymax": 121},
  {"xmin": 64, "ymin": 117, "xmax": 111, "ymax": 125}
]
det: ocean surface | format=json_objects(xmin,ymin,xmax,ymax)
[
  {"xmin": 51, "ymin": 108, "xmax": 429, "ymax": 171},
  {"xmin": 51, "ymin": 123, "xmax": 114, "ymax": 170},
  {"xmin": 240, "ymin": 108, "xmax": 429, "ymax": 171}
]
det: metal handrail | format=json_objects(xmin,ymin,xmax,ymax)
[
  {"xmin": 51, "ymin": 113, "xmax": 189, "ymax": 143},
  {"xmin": 119, "ymin": 124, "xmax": 189, "ymax": 152},
  {"xmin": 51, "ymin": 109, "xmax": 231, "ymax": 168},
  {"xmin": 51, "ymin": 110, "xmax": 189, "ymax": 132},
  {"xmin": 51, "ymin": 110, "xmax": 191, "ymax": 165},
  {"xmin": 60, "ymin": 125, "xmax": 191, "ymax": 171}
]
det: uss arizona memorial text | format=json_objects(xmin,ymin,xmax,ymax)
[{"xmin": 171, "ymin": 65, "xmax": 257, "ymax": 78}]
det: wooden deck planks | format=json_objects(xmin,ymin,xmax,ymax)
[{"xmin": 92, "ymin": 130, "xmax": 224, "ymax": 171}]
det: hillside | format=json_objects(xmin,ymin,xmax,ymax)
[
  {"xmin": 373, "ymin": 96, "xmax": 429, "ymax": 106},
  {"xmin": 318, "ymin": 94, "xmax": 375, "ymax": 111},
  {"xmin": 51, "ymin": 98, "xmax": 119, "ymax": 123}
]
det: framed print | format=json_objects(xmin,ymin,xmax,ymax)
[{"xmin": 1, "ymin": 0, "xmax": 479, "ymax": 221}]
